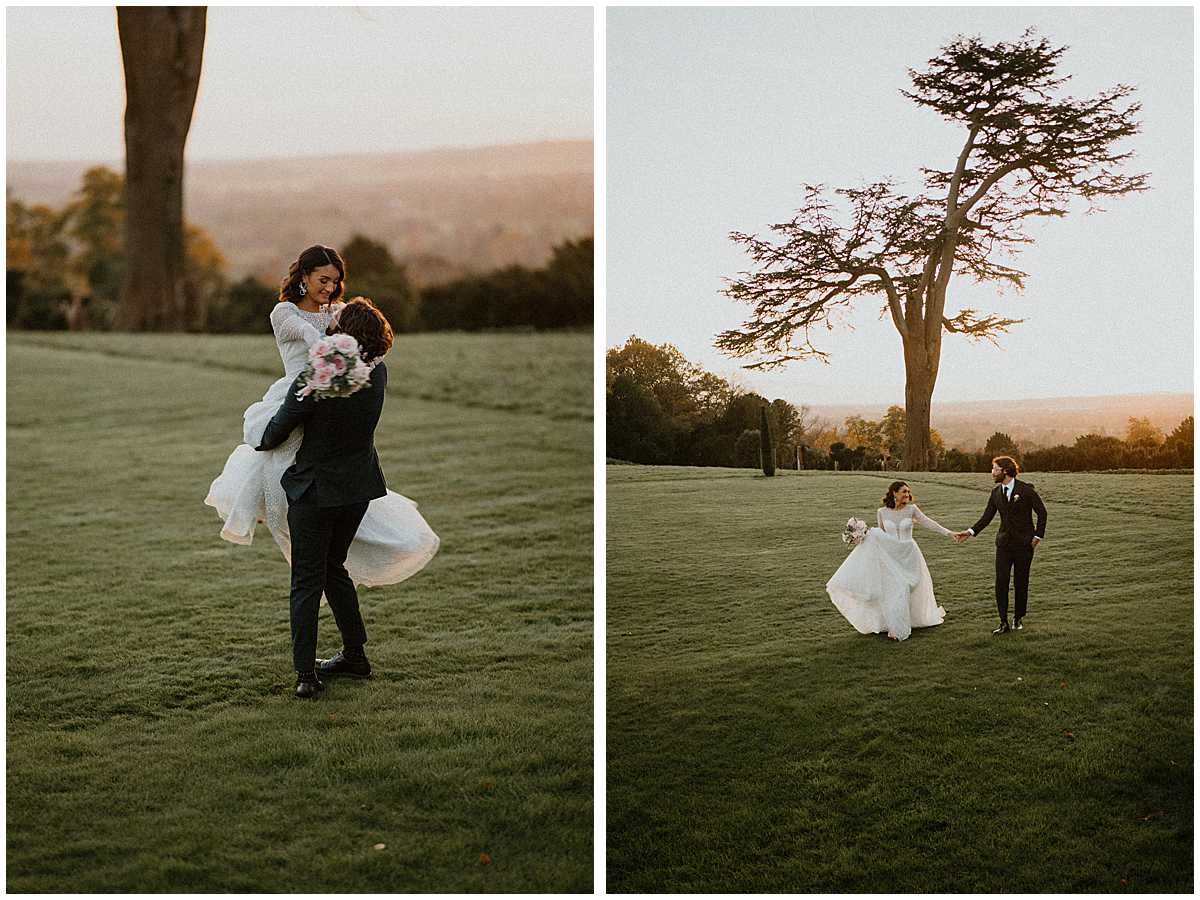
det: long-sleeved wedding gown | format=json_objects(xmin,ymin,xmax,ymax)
[{"xmin": 826, "ymin": 504, "xmax": 949, "ymax": 641}]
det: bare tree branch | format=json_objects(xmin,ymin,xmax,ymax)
[{"xmin": 942, "ymin": 308, "xmax": 1024, "ymax": 344}]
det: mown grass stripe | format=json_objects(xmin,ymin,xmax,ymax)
[
  {"xmin": 608, "ymin": 465, "xmax": 1193, "ymax": 524},
  {"xmin": 11, "ymin": 332, "xmax": 591, "ymax": 422}
]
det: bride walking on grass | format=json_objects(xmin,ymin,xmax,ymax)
[
  {"xmin": 826, "ymin": 481, "xmax": 954, "ymax": 641},
  {"xmin": 205, "ymin": 244, "xmax": 439, "ymax": 587}
]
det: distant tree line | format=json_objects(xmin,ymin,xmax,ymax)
[
  {"xmin": 607, "ymin": 336, "xmax": 1193, "ymax": 472},
  {"xmin": 419, "ymin": 237, "xmax": 592, "ymax": 331},
  {"xmin": 6, "ymin": 166, "xmax": 591, "ymax": 335},
  {"xmin": 967, "ymin": 418, "xmax": 1193, "ymax": 472}
]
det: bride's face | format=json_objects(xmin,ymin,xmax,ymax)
[
  {"xmin": 895, "ymin": 485, "xmax": 912, "ymax": 506},
  {"xmin": 302, "ymin": 264, "xmax": 341, "ymax": 305}
]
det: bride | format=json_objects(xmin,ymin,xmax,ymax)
[
  {"xmin": 205, "ymin": 244, "xmax": 439, "ymax": 587},
  {"xmin": 826, "ymin": 481, "xmax": 952, "ymax": 641}
]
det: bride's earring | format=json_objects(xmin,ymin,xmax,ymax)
[{"xmin": 298, "ymin": 280, "xmax": 307, "ymax": 297}]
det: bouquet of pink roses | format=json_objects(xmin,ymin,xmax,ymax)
[
  {"xmin": 294, "ymin": 333, "xmax": 374, "ymax": 401},
  {"xmin": 841, "ymin": 516, "xmax": 869, "ymax": 548}
]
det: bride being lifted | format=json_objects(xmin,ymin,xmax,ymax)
[
  {"xmin": 205, "ymin": 244, "xmax": 439, "ymax": 587},
  {"xmin": 826, "ymin": 481, "xmax": 953, "ymax": 641}
]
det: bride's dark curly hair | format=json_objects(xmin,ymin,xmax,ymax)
[
  {"xmin": 882, "ymin": 480, "xmax": 912, "ymax": 509},
  {"xmin": 336, "ymin": 297, "xmax": 393, "ymax": 363},
  {"xmin": 278, "ymin": 245, "xmax": 346, "ymax": 305}
]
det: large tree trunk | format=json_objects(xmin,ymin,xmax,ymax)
[
  {"xmin": 901, "ymin": 334, "xmax": 936, "ymax": 471},
  {"xmin": 115, "ymin": 7, "xmax": 206, "ymax": 331},
  {"xmin": 897, "ymin": 252, "xmax": 951, "ymax": 470}
]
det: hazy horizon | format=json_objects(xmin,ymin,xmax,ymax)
[
  {"xmin": 608, "ymin": 7, "xmax": 1194, "ymax": 406},
  {"xmin": 5, "ymin": 136, "xmax": 592, "ymax": 167},
  {"xmin": 754, "ymin": 376, "xmax": 1192, "ymax": 414},
  {"xmin": 800, "ymin": 389, "xmax": 1193, "ymax": 409}
]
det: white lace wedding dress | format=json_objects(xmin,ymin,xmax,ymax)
[
  {"xmin": 204, "ymin": 301, "xmax": 440, "ymax": 587},
  {"xmin": 826, "ymin": 504, "xmax": 948, "ymax": 641}
]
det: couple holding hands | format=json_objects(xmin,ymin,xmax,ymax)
[{"xmin": 827, "ymin": 456, "xmax": 1048, "ymax": 641}]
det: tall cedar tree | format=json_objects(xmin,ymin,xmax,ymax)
[
  {"xmin": 760, "ymin": 405, "xmax": 775, "ymax": 476},
  {"xmin": 116, "ymin": 7, "xmax": 207, "ymax": 330},
  {"xmin": 718, "ymin": 30, "xmax": 1148, "ymax": 469}
]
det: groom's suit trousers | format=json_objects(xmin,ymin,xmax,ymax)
[
  {"xmin": 995, "ymin": 543, "xmax": 1034, "ymax": 623},
  {"xmin": 286, "ymin": 493, "xmax": 370, "ymax": 673}
]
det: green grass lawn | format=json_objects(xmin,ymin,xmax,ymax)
[
  {"xmin": 607, "ymin": 465, "xmax": 1192, "ymax": 892},
  {"xmin": 6, "ymin": 330, "xmax": 592, "ymax": 892}
]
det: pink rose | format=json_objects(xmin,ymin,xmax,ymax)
[
  {"xmin": 309, "ymin": 365, "xmax": 334, "ymax": 388},
  {"xmin": 331, "ymin": 355, "xmax": 347, "ymax": 374}
]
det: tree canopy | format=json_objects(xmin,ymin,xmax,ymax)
[
  {"xmin": 718, "ymin": 29, "xmax": 1148, "ymax": 469},
  {"xmin": 606, "ymin": 335, "xmax": 832, "ymax": 469}
]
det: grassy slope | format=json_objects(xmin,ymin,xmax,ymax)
[
  {"xmin": 7, "ymin": 331, "xmax": 592, "ymax": 892},
  {"xmin": 607, "ymin": 466, "xmax": 1192, "ymax": 893}
]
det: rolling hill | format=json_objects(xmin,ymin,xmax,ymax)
[{"xmin": 6, "ymin": 140, "xmax": 593, "ymax": 287}]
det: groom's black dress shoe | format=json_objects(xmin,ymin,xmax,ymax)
[
  {"xmin": 294, "ymin": 675, "xmax": 326, "ymax": 699},
  {"xmin": 317, "ymin": 649, "xmax": 372, "ymax": 679},
  {"xmin": 1014, "ymin": 618, "xmax": 1023, "ymax": 631},
  {"xmin": 992, "ymin": 622, "xmax": 1011, "ymax": 635}
]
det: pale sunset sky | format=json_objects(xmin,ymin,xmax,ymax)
[
  {"xmin": 6, "ymin": 5, "xmax": 593, "ymax": 162},
  {"xmin": 607, "ymin": 6, "xmax": 1193, "ymax": 405}
]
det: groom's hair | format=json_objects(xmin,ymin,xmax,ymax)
[
  {"xmin": 992, "ymin": 456, "xmax": 1019, "ymax": 478},
  {"xmin": 337, "ymin": 297, "xmax": 393, "ymax": 363}
]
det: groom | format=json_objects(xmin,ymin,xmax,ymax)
[
  {"xmin": 256, "ymin": 297, "xmax": 394, "ymax": 698},
  {"xmin": 954, "ymin": 456, "xmax": 1048, "ymax": 635}
]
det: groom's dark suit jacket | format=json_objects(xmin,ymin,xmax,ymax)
[
  {"xmin": 970, "ymin": 478, "xmax": 1047, "ymax": 550},
  {"xmin": 256, "ymin": 363, "xmax": 389, "ymax": 507}
]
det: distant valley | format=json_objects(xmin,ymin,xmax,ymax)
[
  {"xmin": 7, "ymin": 140, "xmax": 593, "ymax": 287},
  {"xmin": 805, "ymin": 393, "xmax": 1193, "ymax": 450}
]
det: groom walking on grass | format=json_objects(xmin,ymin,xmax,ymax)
[
  {"xmin": 954, "ymin": 456, "xmax": 1048, "ymax": 635},
  {"xmin": 256, "ymin": 297, "xmax": 394, "ymax": 698}
]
